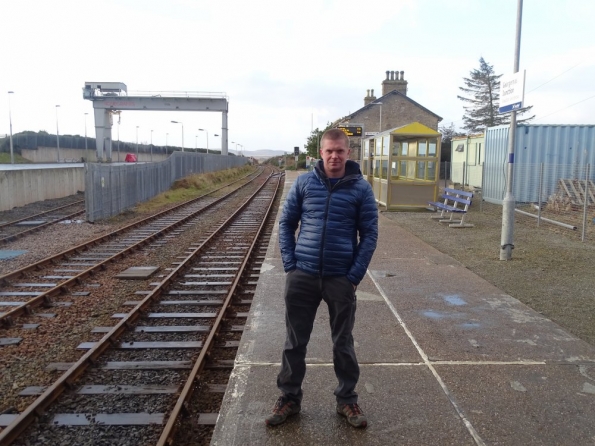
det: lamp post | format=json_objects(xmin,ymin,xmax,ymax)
[
  {"xmin": 166, "ymin": 132, "xmax": 169, "ymax": 149},
  {"xmin": 371, "ymin": 102, "xmax": 383, "ymax": 132},
  {"xmin": 232, "ymin": 141, "xmax": 240, "ymax": 155},
  {"xmin": 198, "ymin": 128, "xmax": 209, "ymax": 154},
  {"xmin": 55, "ymin": 105, "xmax": 61, "ymax": 163},
  {"xmin": 150, "ymin": 129, "xmax": 153, "ymax": 162},
  {"xmin": 84, "ymin": 112, "xmax": 88, "ymax": 163},
  {"xmin": 195, "ymin": 135, "xmax": 198, "ymax": 151},
  {"xmin": 171, "ymin": 120, "xmax": 184, "ymax": 151},
  {"xmin": 136, "ymin": 125, "xmax": 139, "ymax": 163},
  {"xmin": 213, "ymin": 134, "xmax": 219, "ymax": 153},
  {"xmin": 117, "ymin": 120, "xmax": 120, "ymax": 162},
  {"xmin": 8, "ymin": 91, "xmax": 14, "ymax": 164}
]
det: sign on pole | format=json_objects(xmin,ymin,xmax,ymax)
[
  {"xmin": 338, "ymin": 125, "xmax": 363, "ymax": 137},
  {"xmin": 499, "ymin": 70, "xmax": 526, "ymax": 114}
]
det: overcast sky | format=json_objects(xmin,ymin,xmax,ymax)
[{"xmin": 1, "ymin": 0, "xmax": 593, "ymax": 154}]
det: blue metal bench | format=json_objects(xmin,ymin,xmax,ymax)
[{"xmin": 428, "ymin": 188, "xmax": 474, "ymax": 228}]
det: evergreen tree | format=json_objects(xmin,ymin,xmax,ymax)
[{"xmin": 458, "ymin": 57, "xmax": 533, "ymax": 133}]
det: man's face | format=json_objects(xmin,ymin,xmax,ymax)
[{"xmin": 320, "ymin": 138, "xmax": 350, "ymax": 178}]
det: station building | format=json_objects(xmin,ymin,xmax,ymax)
[
  {"xmin": 333, "ymin": 71, "xmax": 444, "ymax": 209},
  {"xmin": 334, "ymin": 70, "xmax": 443, "ymax": 160}
]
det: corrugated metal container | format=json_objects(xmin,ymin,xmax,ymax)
[{"xmin": 484, "ymin": 124, "xmax": 595, "ymax": 204}]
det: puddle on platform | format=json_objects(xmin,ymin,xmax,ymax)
[{"xmin": 443, "ymin": 295, "xmax": 467, "ymax": 306}]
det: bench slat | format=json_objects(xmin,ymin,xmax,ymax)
[
  {"xmin": 439, "ymin": 195, "xmax": 472, "ymax": 206},
  {"xmin": 444, "ymin": 188, "xmax": 473, "ymax": 198}
]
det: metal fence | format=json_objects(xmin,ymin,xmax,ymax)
[
  {"xmin": 85, "ymin": 152, "xmax": 247, "ymax": 222},
  {"xmin": 442, "ymin": 162, "xmax": 595, "ymax": 242}
]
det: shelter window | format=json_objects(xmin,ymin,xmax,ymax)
[
  {"xmin": 455, "ymin": 144, "xmax": 464, "ymax": 152},
  {"xmin": 401, "ymin": 141, "xmax": 408, "ymax": 156},
  {"xmin": 416, "ymin": 161, "xmax": 426, "ymax": 179},
  {"xmin": 400, "ymin": 161, "xmax": 407, "ymax": 177},
  {"xmin": 382, "ymin": 137, "xmax": 389, "ymax": 156},
  {"xmin": 375, "ymin": 138, "xmax": 382, "ymax": 156},
  {"xmin": 418, "ymin": 141, "xmax": 427, "ymax": 156},
  {"xmin": 373, "ymin": 159, "xmax": 381, "ymax": 178},
  {"xmin": 429, "ymin": 139, "xmax": 437, "ymax": 156},
  {"xmin": 392, "ymin": 139, "xmax": 400, "ymax": 156}
]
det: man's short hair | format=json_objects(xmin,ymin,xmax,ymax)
[{"xmin": 320, "ymin": 128, "xmax": 349, "ymax": 148}]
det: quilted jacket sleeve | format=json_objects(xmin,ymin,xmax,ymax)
[
  {"xmin": 346, "ymin": 181, "xmax": 378, "ymax": 285},
  {"xmin": 278, "ymin": 177, "xmax": 303, "ymax": 272}
]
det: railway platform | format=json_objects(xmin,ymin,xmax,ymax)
[{"xmin": 211, "ymin": 171, "xmax": 595, "ymax": 445}]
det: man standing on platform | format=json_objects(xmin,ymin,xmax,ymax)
[{"xmin": 265, "ymin": 128, "xmax": 378, "ymax": 428}]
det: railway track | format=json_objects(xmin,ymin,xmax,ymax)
[
  {"xmin": 0, "ymin": 169, "xmax": 283, "ymax": 445},
  {"xmin": 0, "ymin": 168, "xmax": 264, "ymax": 329},
  {"xmin": 0, "ymin": 200, "xmax": 86, "ymax": 245}
]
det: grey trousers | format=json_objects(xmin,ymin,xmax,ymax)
[{"xmin": 277, "ymin": 268, "xmax": 359, "ymax": 405}]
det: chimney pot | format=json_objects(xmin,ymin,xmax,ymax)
[
  {"xmin": 366, "ymin": 89, "xmax": 370, "ymax": 97},
  {"xmin": 385, "ymin": 71, "xmax": 389, "ymax": 80},
  {"xmin": 400, "ymin": 71, "xmax": 404, "ymax": 80}
]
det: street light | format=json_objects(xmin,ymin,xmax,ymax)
[
  {"xmin": 117, "ymin": 119, "xmax": 120, "ymax": 162},
  {"xmin": 371, "ymin": 102, "xmax": 383, "ymax": 132},
  {"xmin": 136, "ymin": 125, "xmax": 140, "ymax": 163},
  {"xmin": 213, "ymin": 134, "xmax": 219, "ymax": 153},
  {"xmin": 171, "ymin": 120, "xmax": 184, "ymax": 152},
  {"xmin": 84, "ymin": 112, "xmax": 88, "ymax": 163},
  {"xmin": 195, "ymin": 135, "xmax": 198, "ymax": 151},
  {"xmin": 7, "ymin": 91, "xmax": 14, "ymax": 164},
  {"xmin": 150, "ymin": 129, "xmax": 153, "ymax": 162},
  {"xmin": 198, "ymin": 128, "xmax": 209, "ymax": 154},
  {"xmin": 55, "ymin": 105, "xmax": 61, "ymax": 163},
  {"xmin": 231, "ymin": 141, "xmax": 240, "ymax": 155}
]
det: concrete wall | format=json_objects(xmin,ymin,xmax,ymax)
[
  {"xmin": 21, "ymin": 147, "xmax": 169, "ymax": 163},
  {"xmin": 0, "ymin": 167, "xmax": 85, "ymax": 211}
]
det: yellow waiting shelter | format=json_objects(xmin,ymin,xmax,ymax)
[{"xmin": 360, "ymin": 122, "xmax": 442, "ymax": 210}]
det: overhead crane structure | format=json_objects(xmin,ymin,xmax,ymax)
[{"xmin": 83, "ymin": 82, "xmax": 229, "ymax": 161}]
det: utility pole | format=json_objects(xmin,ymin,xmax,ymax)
[{"xmin": 500, "ymin": 0, "xmax": 523, "ymax": 260}]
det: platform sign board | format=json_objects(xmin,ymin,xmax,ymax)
[
  {"xmin": 499, "ymin": 70, "xmax": 526, "ymax": 114},
  {"xmin": 338, "ymin": 126, "xmax": 363, "ymax": 137}
]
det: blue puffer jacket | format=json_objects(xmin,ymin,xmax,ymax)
[{"xmin": 279, "ymin": 160, "xmax": 378, "ymax": 285}]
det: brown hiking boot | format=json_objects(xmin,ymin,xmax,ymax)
[
  {"xmin": 336, "ymin": 402, "xmax": 367, "ymax": 428},
  {"xmin": 265, "ymin": 396, "xmax": 301, "ymax": 426}
]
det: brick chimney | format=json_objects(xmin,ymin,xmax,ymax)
[
  {"xmin": 382, "ymin": 70, "xmax": 408, "ymax": 96},
  {"xmin": 364, "ymin": 88, "xmax": 377, "ymax": 106}
]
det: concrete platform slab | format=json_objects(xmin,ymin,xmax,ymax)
[
  {"xmin": 212, "ymin": 365, "xmax": 476, "ymax": 446},
  {"xmin": 436, "ymin": 364, "xmax": 595, "ymax": 445}
]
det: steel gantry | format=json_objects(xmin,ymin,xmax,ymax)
[{"xmin": 83, "ymin": 82, "xmax": 229, "ymax": 162}]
